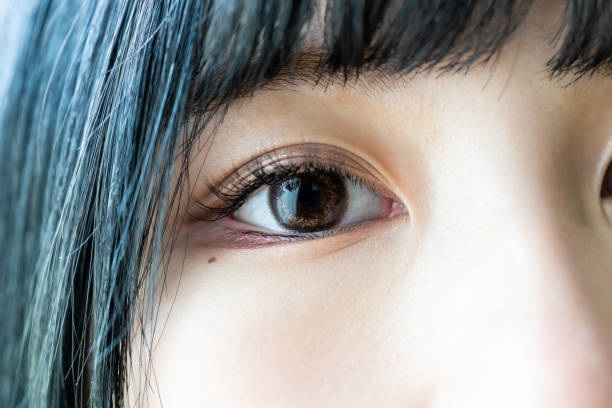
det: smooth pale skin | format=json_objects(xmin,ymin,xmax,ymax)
[{"xmin": 132, "ymin": 2, "xmax": 612, "ymax": 407}]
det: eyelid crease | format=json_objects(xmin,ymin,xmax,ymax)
[{"xmin": 188, "ymin": 143, "xmax": 397, "ymax": 222}]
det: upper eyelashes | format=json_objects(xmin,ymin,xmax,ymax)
[
  {"xmin": 191, "ymin": 144, "xmax": 388, "ymax": 219},
  {"xmin": 189, "ymin": 143, "xmax": 406, "ymax": 243}
]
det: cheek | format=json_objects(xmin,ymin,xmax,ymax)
[
  {"xmin": 138, "ymin": 210, "xmax": 612, "ymax": 407},
  {"xmin": 145, "ymin": 224, "xmax": 434, "ymax": 406}
]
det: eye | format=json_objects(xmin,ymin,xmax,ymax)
[
  {"xmin": 191, "ymin": 144, "xmax": 408, "ymax": 245},
  {"xmin": 602, "ymin": 160, "xmax": 612, "ymax": 223},
  {"xmin": 232, "ymin": 169, "xmax": 402, "ymax": 236}
]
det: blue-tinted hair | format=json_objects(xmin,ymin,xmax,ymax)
[{"xmin": 1, "ymin": 0, "xmax": 610, "ymax": 406}]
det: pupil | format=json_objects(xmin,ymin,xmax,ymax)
[
  {"xmin": 270, "ymin": 171, "xmax": 348, "ymax": 232},
  {"xmin": 298, "ymin": 182, "xmax": 320, "ymax": 209}
]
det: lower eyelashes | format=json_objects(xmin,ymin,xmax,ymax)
[{"xmin": 189, "ymin": 144, "xmax": 406, "ymax": 247}]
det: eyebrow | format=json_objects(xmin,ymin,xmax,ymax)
[{"xmin": 245, "ymin": 50, "xmax": 403, "ymax": 95}]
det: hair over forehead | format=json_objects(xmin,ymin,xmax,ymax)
[{"xmin": 189, "ymin": 0, "xmax": 611, "ymax": 110}]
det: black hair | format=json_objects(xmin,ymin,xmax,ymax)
[{"xmin": 1, "ymin": 0, "xmax": 610, "ymax": 406}]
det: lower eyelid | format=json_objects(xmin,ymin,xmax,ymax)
[
  {"xmin": 211, "ymin": 214, "xmax": 408, "ymax": 250},
  {"xmin": 213, "ymin": 221, "xmax": 365, "ymax": 248},
  {"xmin": 186, "ymin": 200, "xmax": 409, "ymax": 249}
]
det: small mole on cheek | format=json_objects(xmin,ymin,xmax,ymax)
[{"xmin": 208, "ymin": 256, "xmax": 216, "ymax": 264}]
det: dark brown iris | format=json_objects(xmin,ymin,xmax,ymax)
[{"xmin": 269, "ymin": 171, "xmax": 348, "ymax": 232}]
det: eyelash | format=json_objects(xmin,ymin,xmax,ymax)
[{"xmin": 191, "ymin": 145, "xmax": 381, "ymax": 222}]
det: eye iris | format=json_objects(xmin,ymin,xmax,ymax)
[{"xmin": 270, "ymin": 171, "xmax": 348, "ymax": 232}]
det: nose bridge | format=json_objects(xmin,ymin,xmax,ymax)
[
  {"xmin": 438, "ymin": 128, "xmax": 612, "ymax": 339},
  {"xmin": 431, "ymin": 316, "xmax": 612, "ymax": 408},
  {"xmin": 422, "ymin": 135, "xmax": 612, "ymax": 407},
  {"xmin": 427, "ymin": 198, "xmax": 612, "ymax": 408},
  {"xmin": 433, "ymin": 115, "xmax": 586, "ymax": 276}
]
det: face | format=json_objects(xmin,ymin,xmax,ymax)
[{"xmin": 133, "ymin": 2, "xmax": 612, "ymax": 406}]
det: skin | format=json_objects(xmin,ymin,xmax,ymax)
[{"xmin": 133, "ymin": 2, "xmax": 612, "ymax": 407}]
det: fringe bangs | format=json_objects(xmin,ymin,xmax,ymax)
[{"xmin": 189, "ymin": 0, "xmax": 612, "ymax": 111}]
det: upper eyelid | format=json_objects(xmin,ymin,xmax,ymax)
[{"xmin": 188, "ymin": 143, "xmax": 395, "ymax": 220}]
